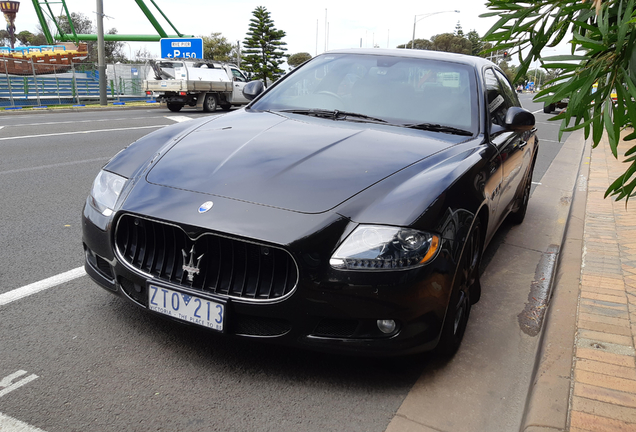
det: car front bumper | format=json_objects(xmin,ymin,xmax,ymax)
[{"xmin": 82, "ymin": 203, "xmax": 456, "ymax": 357}]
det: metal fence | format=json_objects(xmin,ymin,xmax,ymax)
[{"xmin": 0, "ymin": 58, "xmax": 156, "ymax": 108}]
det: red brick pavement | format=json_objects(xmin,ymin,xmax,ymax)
[{"xmin": 569, "ymin": 135, "xmax": 636, "ymax": 431}]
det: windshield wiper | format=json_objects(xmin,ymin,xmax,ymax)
[
  {"xmin": 402, "ymin": 122, "xmax": 473, "ymax": 136},
  {"xmin": 279, "ymin": 109, "xmax": 389, "ymax": 124}
]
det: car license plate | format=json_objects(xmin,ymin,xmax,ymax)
[{"xmin": 148, "ymin": 284, "xmax": 224, "ymax": 332}]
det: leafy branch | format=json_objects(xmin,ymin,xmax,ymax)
[{"xmin": 482, "ymin": 0, "xmax": 636, "ymax": 202}]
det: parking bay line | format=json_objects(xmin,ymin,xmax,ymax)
[
  {"xmin": 0, "ymin": 157, "xmax": 110, "ymax": 175},
  {"xmin": 0, "ymin": 412, "xmax": 47, "ymax": 432},
  {"xmin": 166, "ymin": 115, "xmax": 193, "ymax": 123},
  {"xmin": 0, "ymin": 125, "xmax": 164, "ymax": 141},
  {"xmin": 0, "ymin": 267, "xmax": 86, "ymax": 307},
  {"xmin": 3, "ymin": 116, "xmax": 169, "ymax": 128}
]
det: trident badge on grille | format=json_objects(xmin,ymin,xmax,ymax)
[{"xmin": 182, "ymin": 246, "xmax": 204, "ymax": 282}]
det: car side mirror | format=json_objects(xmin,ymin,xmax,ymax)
[
  {"xmin": 243, "ymin": 80, "xmax": 265, "ymax": 100},
  {"xmin": 505, "ymin": 107, "xmax": 535, "ymax": 132}
]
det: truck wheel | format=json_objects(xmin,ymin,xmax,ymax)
[
  {"xmin": 203, "ymin": 94, "xmax": 217, "ymax": 112},
  {"xmin": 220, "ymin": 103, "xmax": 232, "ymax": 111},
  {"xmin": 167, "ymin": 103, "xmax": 183, "ymax": 112},
  {"xmin": 543, "ymin": 103, "xmax": 554, "ymax": 114}
]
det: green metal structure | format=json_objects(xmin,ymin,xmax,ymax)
[{"xmin": 31, "ymin": 0, "xmax": 193, "ymax": 44}]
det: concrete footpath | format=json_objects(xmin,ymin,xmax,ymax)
[{"xmin": 522, "ymin": 133, "xmax": 636, "ymax": 432}]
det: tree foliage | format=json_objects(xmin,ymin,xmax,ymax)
[
  {"xmin": 466, "ymin": 30, "xmax": 493, "ymax": 57},
  {"xmin": 16, "ymin": 30, "xmax": 47, "ymax": 46},
  {"xmin": 397, "ymin": 27, "xmax": 485, "ymax": 57},
  {"xmin": 57, "ymin": 13, "xmax": 95, "ymax": 61},
  {"xmin": 55, "ymin": 13, "xmax": 126, "ymax": 63},
  {"xmin": 454, "ymin": 22, "xmax": 464, "ymax": 37},
  {"xmin": 430, "ymin": 33, "xmax": 472, "ymax": 55},
  {"xmin": 242, "ymin": 6, "xmax": 287, "ymax": 85},
  {"xmin": 483, "ymin": 0, "xmax": 636, "ymax": 202},
  {"xmin": 104, "ymin": 28, "xmax": 127, "ymax": 63},
  {"xmin": 57, "ymin": 12, "xmax": 93, "ymax": 36},
  {"xmin": 202, "ymin": 32, "xmax": 234, "ymax": 62},
  {"xmin": 287, "ymin": 52, "xmax": 312, "ymax": 68}
]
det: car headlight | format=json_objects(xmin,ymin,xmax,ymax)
[
  {"xmin": 89, "ymin": 170, "xmax": 127, "ymax": 217},
  {"xmin": 330, "ymin": 225, "xmax": 440, "ymax": 271}
]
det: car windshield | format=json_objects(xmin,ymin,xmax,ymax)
[{"xmin": 251, "ymin": 53, "xmax": 478, "ymax": 134}]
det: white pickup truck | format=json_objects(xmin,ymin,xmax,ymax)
[{"xmin": 143, "ymin": 59, "xmax": 250, "ymax": 112}]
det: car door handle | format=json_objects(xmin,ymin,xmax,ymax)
[{"xmin": 519, "ymin": 141, "xmax": 528, "ymax": 148}]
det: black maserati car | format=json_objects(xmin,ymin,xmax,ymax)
[{"xmin": 82, "ymin": 49, "xmax": 537, "ymax": 356}]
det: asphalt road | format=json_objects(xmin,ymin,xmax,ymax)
[{"xmin": 0, "ymin": 97, "xmax": 572, "ymax": 432}]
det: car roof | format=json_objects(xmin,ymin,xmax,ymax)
[{"xmin": 324, "ymin": 48, "xmax": 495, "ymax": 69}]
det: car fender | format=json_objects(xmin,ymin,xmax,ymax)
[
  {"xmin": 338, "ymin": 138, "xmax": 497, "ymax": 229},
  {"xmin": 104, "ymin": 116, "xmax": 217, "ymax": 179}
]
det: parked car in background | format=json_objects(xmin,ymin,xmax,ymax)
[
  {"xmin": 543, "ymin": 97, "xmax": 569, "ymax": 113},
  {"xmin": 83, "ymin": 49, "xmax": 538, "ymax": 357}
]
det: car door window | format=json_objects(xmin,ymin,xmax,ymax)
[
  {"xmin": 494, "ymin": 69, "xmax": 520, "ymax": 108},
  {"xmin": 231, "ymin": 69, "xmax": 246, "ymax": 82},
  {"xmin": 484, "ymin": 68, "xmax": 513, "ymax": 128}
]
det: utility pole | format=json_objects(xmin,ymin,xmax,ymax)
[{"xmin": 96, "ymin": 0, "xmax": 107, "ymax": 106}]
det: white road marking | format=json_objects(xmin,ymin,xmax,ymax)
[
  {"xmin": 166, "ymin": 116, "xmax": 193, "ymax": 123},
  {"xmin": 0, "ymin": 371, "xmax": 39, "ymax": 398},
  {"xmin": 532, "ymin": 182, "xmax": 542, "ymax": 185},
  {"xmin": 0, "ymin": 157, "xmax": 110, "ymax": 175},
  {"xmin": 2, "ymin": 116, "xmax": 167, "ymax": 128},
  {"xmin": 532, "ymin": 108, "xmax": 544, "ymax": 114},
  {"xmin": 540, "ymin": 139, "xmax": 561, "ymax": 143},
  {"xmin": 0, "ymin": 412, "xmax": 47, "ymax": 432},
  {"xmin": 0, "ymin": 125, "xmax": 164, "ymax": 141},
  {"xmin": 0, "ymin": 267, "xmax": 86, "ymax": 307}
]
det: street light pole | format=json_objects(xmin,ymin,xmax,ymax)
[{"xmin": 411, "ymin": 10, "xmax": 460, "ymax": 49}]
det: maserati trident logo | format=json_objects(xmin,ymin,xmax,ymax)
[
  {"xmin": 182, "ymin": 246, "xmax": 204, "ymax": 282},
  {"xmin": 198, "ymin": 201, "xmax": 214, "ymax": 213}
]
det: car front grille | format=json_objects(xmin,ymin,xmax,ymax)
[{"xmin": 114, "ymin": 214, "xmax": 298, "ymax": 302}]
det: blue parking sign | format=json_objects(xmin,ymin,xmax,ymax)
[{"xmin": 160, "ymin": 38, "xmax": 203, "ymax": 59}]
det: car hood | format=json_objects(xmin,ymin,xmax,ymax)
[{"xmin": 146, "ymin": 110, "xmax": 459, "ymax": 214}]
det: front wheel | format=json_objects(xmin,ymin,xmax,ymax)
[
  {"xmin": 509, "ymin": 162, "xmax": 534, "ymax": 225},
  {"xmin": 436, "ymin": 218, "xmax": 482, "ymax": 357},
  {"xmin": 203, "ymin": 94, "xmax": 217, "ymax": 112}
]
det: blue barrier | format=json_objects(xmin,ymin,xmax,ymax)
[{"xmin": 0, "ymin": 74, "xmax": 152, "ymax": 107}]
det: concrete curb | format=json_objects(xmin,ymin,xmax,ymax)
[
  {"xmin": 385, "ymin": 131, "xmax": 589, "ymax": 431},
  {"xmin": 520, "ymin": 131, "xmax": 592, "ymax": 431}
]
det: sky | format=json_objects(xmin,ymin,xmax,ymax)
[
  {"xmin": 9, "ymin": 0, "xmax": 568, "ymax": 63},
  {"xmin": 10, "ymin": 1, "xmax": 498, "ymax": 55}
]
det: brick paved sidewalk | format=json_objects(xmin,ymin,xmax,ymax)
[{"xmin": 569, "ymin": 136, "xmax": 636, "ymax": 431}]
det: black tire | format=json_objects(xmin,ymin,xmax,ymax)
[
  {"xmin": 220, "ymin": 103, "xmax": 232, "ymax": 111},
  {"xmin": 509, "ymin": 163, "xmax": 534, "ymax": 225},
  {"xmin": 436, "ymin": 219, "xmax": 482, "ymax": 357},
  {"xmin": 543, "ymin": 103, "xmax": 555, "ymax": 114},
  {"xmin": 167, "ymin": 103, "xmax": 183, "ymax": 112},
  {"xmin": 203, "ymin": 93, "xmax": 217, "ymax": 112}
]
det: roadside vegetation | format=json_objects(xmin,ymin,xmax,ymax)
[{"xmin": 482, "ymin": 0, "xmax": 636, "ymax": 202}]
